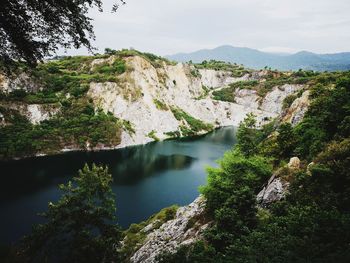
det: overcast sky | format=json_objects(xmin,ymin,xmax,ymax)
[{"xmin": 61, "ymin": 0, "xmax": 350, "ymax": 56}]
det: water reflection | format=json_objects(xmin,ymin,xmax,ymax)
[
  {"xmin": 111, "ymin": 154, "xmax": 195, "ymax": 184},
  {"xmin": 0, "ymin": 151, "xmax": 195, "ymax": 202}
]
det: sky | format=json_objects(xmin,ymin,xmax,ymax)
[{"xmin": 60, "ymin": 0, "xmax": 350, "ymax": 56}]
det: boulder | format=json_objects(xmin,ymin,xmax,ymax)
[
  {"xmin": 257, "ymin": 174, "xmax": 290, "ymax": 207},
  {"xmin": 282, "ymin": 90, "xmax": 310, "ymax": 126},
  {"xmin": 288, "ymin": 157, "xmax": 300, "ymax": 169}
]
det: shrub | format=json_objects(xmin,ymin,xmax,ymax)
[
  {"xmin": 171, "ymin": 107, "xmax": 214, "ymax": 134},
  {"xmin": 153, "ymin": 99, "xmax": 168, "ymax": 111},
  {"xmin": 147, "ymin": 130, "xmax": 160, "ymax": 141}
]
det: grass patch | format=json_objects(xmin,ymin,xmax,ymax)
[
  {"xmin": 147, "ymin": 130, "xmax": 160, "ymax": 141},
  {"xmin": 195, "ymin": 86, "xmax": 210, "ymax": 100},
  {"xmin": 153, "ymin": 99, "xmax": 168, "ymax": 111},
  {"xmin": 164, "ymin": 131, "xmax": 181, "ymax": 138},
  {"xmin": 170, "ymin": 107, "xmax": 214, "ymax": 135},
  {"xmin": 121, "ymin": 120, "xmax": 136, "ymax": 135},
  {"xmin": 282, "ymin": 94, "xmax": 298, "ymax": 110},
  {"xmin": 194, "ymin": 60, "xmax": 251, "ymax": 77}
]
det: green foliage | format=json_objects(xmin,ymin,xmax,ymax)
[
  {"xmin": 194, "ymin": 60, "xmax": 250, "ymax": 77},
  {"xmin": 294, "ymin": 78, "xmax": 350, "ymax": 160},
  {"xmin": 164, "ymin": 130, "xmax": 181, "ymax": 138},
  {"xmin": 212, "ymin": 87, "xmax": 235, "ymax": 102},
  {"xmin": 171, "ymin": 107, "xmax": 214, "ymax": 135},
  {"xmin": 15, "ymin": 164, "xmax": 122, "ymax": 263},
  {"xmin": 0, "ymin": 100, "xmax": 122, "ymax": 159},
  {"xmin": 92, "ymin": 59, "xmax": 126, "ymax": 75},
  {"xmin": 282, "ymin": 94, "xmax": 298, "ymax": 110},
  {"xmin": 225, "ymin": 138, "xmax": 350, "ymax": 263},
  {"xmin": 156, "ymin": 241, "xmax": 216, "ymax": 263},
  {"xmin": 195, "ymin": 86, "xmax": 210, "ymax": 100},
  {"xmin": 1, "ymin": 0, "xmax": 125, "ymax": 69},
  {"xmin": 190, "ymin": 69, "xmax": 201, "ymax": 78},
  {"xmin": 212, "ymin": 81, "xmax": 258, "ymax": 102},
  {"xmin": 116, "ymin": 49, "xmax": 175, "ymax": 67},
  {"xmin": 236, "ymin": 113, "xmax": 259, "ymax": 156},
  {"xmin": 121, "ymin": 120, "xmax": 136, "ymax": 135},
  {"xmin": 200, "ymin": 149, "xmax": 272, "ymax": 250},
  {"xmin": 180, "ymin": 125, "xmax": 195, "ymax": 137},
  {"xmin": 153, "ymin": 99, "xmax": 169, "ymax": 111},
  {"xmin": 276, "ymin": 123, "xmax": 297, "ymax": 159},
  {"xmin": 147, "ymin": 130, "xmax": 160, "ymax": 141},
  {"xmin": 164, "ymin": 71, "xmax": 350, "ymax": 262}
]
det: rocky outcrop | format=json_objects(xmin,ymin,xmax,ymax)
[
  {"xmin": 199, "ymin": 69, "xmax": 249, "ymax": 88},
  {"xmin": 260, "ymin": 84, "xmax": 304, "ymax": 115},
  {"xmin": 130, "ymin": 196, "xmax": 208, "ymax": 263},
  {"xmin": 0, "ymin": 102, "xmax": 59, "ymax": 125},
  {"xmin": 288, "ymin": 157, "xmax": 301, "ymax": 169},
  {"xmin": 257, "ymin": 174, "xmax": 290, "ymax": 208},
  {"xmin": 257, "ymin": 157, "xmax": 301, "ymax": 207},
  {"xmin": 282, "ymin": 90, "xmax": 310, "ymax": 126},
  {"xmin": 0, "ymin": 73, "xmax": 41, "ymax": 93},
  {"xmin": 234, "ymin": 89, "xmax": 260, "ymax": 110},
  {"xmin": 25, "ymin": 104, "xmax": 60, "ymax": 124}
]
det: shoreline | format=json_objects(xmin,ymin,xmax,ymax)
[{"xmin": 0, "ymin": 125, "xmax": 234, "ymax": 163}]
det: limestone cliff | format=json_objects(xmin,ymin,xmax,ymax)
[
  {"xmin": 86, "ymin": 55, "xmax": 304, "ymax": 149},
  {"xmin": 0, "ymin": 54, "xmax": 309, "ymax": 157}
]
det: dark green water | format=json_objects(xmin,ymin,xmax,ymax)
[{"xmin": 0, "ymin": 127, "xmax": 236, "ymax": 245}]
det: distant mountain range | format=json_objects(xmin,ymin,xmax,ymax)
[{"xmin": 166, "ymin": 45, "xmax": 350, "ymax": 71}]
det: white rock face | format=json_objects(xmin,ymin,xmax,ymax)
[
  {"xmin": 260, "ymin": 84, "xmax": 304, "ymax": 114},
  {"xmin": 234, "ymin": 89, "xmax": 260, "ymax": 110},
  {"xmin": 130, "ymin": 196, "xmax": 208, "ymax": 263},
  {"xmin": 26, "ymin": 104, "xmax": 59, "ymax": 124},
  {"xmin": 283, "ymin": 90, "xmax": 310, "ymax": 126},
  {"xmin": 0, "ymin": 73, "xmax": 41, "ymax": 93},
  {"xmin": 199, "ymin": 69, "xmax": 249, "ymax": 88},
  {"xmin": 257, "ymin": 174, "xmax": 290, "ymax": 207},
  {"xmin": 88, "ymin": 56, "xmax": 294, "ymax": 149}
]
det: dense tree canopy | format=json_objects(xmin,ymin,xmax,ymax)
[
  {"xmin": 0, "ymin": 0, "xmax": 125, "ymax": 68},
  {"xmin": 13, "ymin": 164, "xmax": 122, "ymax": 263}
]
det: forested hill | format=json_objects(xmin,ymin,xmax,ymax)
[{"xmin": 167, "ymin": 45, "xmax": 350, "ymax": 71}]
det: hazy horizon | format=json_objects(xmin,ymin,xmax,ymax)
[{"xmin": 58, "ymin": 0, "xmax": 350, "ymax": 57}]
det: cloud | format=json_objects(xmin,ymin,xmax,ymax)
[{"xmin": 60, "ymin": 0, "xmax": 350, "ymax": 56}]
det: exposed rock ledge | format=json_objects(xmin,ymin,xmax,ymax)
[
  {"xmin": 130, "ymin": 196, "xmax": 208, "ymax": 263},
  {"xmin": 257, "ymin": 157, "xmax": 300, "ymax": 207},
  {"xmin": 257, "ymin": 174, "xmax": 290, "ymax": 208},
  {"xmin": 130, "ymin": 157, "xmax": 302, "ymax": 262}
]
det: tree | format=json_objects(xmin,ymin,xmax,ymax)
[
  {"xmin": 276, "ymin": 122, "xmax": 296, "ymax": 159},
  {"xmin": 237, "ymin": 113, "xmax": 259, "ymax": 156},
  {"xmin": 200, "ymin": 149, "xmax": 271, "ymax": 250},
  {"xmin": 0, "ymin": 0, "xmax": 126, "ymax": 69},
  {"xmin": 16, "ymin": 164, "xmax": 122, "ymax": 263}
]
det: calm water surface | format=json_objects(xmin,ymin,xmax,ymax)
[{"xmin": 0, "ymin": 127, "xmax": 236, "ymax": 245}]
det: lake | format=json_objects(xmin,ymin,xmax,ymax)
[{"xmin": 0, "ymin": 126, "xmax": 236, "ymax": 245}]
